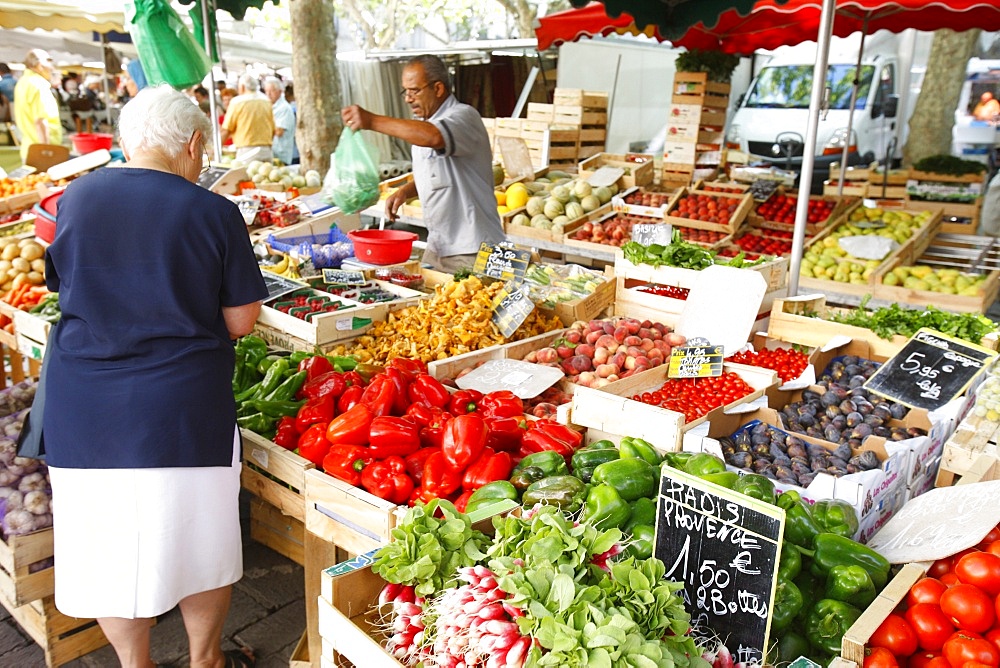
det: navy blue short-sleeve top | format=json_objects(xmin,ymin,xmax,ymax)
[{"xmin": 42, "ymin": 167, "xmax": 268, "ymax": 469}]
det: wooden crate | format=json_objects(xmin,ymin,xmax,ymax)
[
  {"xmin": 908, "ymin": 169, "xmax": 988, "ymax": 186},
  {"xmin": 830, "ymin": 162, "xmax": 873, "ymax": 182},
  {"xmin": 0, "ymin": 189, "xmax": 42, "ymax": 217},
  {"xmin": 766, "ymin": 295, "xmax": 1000, "ymax": 360},
  {"xmin": 865, "ymin": 183, "xmax": 908, "ymax": 200},
  {"xmin": 0, "ymin": 528, "xmax": 53, "ymax": 608},
  {"xmin": 304, "ymin": 468, "xmax": 401, "ymax": 556},
  {"xmin": 526, "ymin": 102, "xmax": 554, "ymax": 122},
  {"xmin": 752, "ymin": 193, "xmax": 861, "ymax": 236},
  {"xmin": 552, "ymin": 106, "xmax": 607, "ymax": 127},
  {"xmin": 934, "ymin": 200, "xmax": 983, "ymax": 235},
  {"xmin": 671, "ymin": 73, "xmax": 731, "ymax": 109},
  {"xmin": 0, "ymin": 590, "xmax": 108, "ymax": 667},
  {"xmin": 874, "ymin": 263, "xmax": 1000, "ymax": 314},
  {"xmin": 935, "ymin": 416, "xmax": 1000, "ymax": 487},
  {"xmin": 289, "ymin": 630, "xmax": 311, "ymax": 668},
  {"xmin": 615, "ymin": 250, "xmax": 789, "ymax": 295},
  {"xmin": 537, "ymin": 266, "xmax": 616, "ymax": 326},
  {"xmin": 662, "ymin": 187, "xmax": 755, "ymax": 234},
  {"xmin": 256, "ymin": 295, "xmax": 389, "ymax": 346},
  {"xmin": 824, "ymin": 180, "xmax": 868, "ymax": 197},
  {"xmin": 577, "ymin": 153, "xmax": 655, "ymax": 189},
  {"xmin": 240, "ymin": 429, "xmax": 315, "ymax": 524},
  {"xmin": 553, "ymin": 89, "xmax": 609, "ymax": 109},
  {"xmin": 250, "ymin": 496, "xmax": 305, "ymax": 566}
]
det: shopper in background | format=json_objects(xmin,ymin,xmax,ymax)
[
  {"xmin": 13, "ymin": 49, "xmax": 63, "ymax": 162},
  {"xmin": 193, "ymin": 85, "xmax": 211, "ymax": 115},
  {"xmin": 220, "ymin": 73, "xmax": 274, "ymax": 164},
  {"xmin": 340, "ymin": 54, "xmax": 504, "ymax": 272},
  {"xmin": 263, "ymin": 76, "xmax": 295, "ymax": 165},
  {"xmin": 44, "ymin": 84, "xmax": 265, "ymax": 668},
  {"xmin": 973, "ymin": 92, "xmax": 1000, "ymax": 122},
  {"xmin": 0, "ymin": 63, "xmax": 15, "ymax": 105}
]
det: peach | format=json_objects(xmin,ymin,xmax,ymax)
[
  {"xmin": 588, "ymin": 319, "xmax": 605, "ymax": 332},
  {"xmin": 653, "ymin": 340, "xmax": 672, "ymax": 353},
  {"xmin": 603, "ymin": 322, "xmax": 616, "ymax": 335},
  {"xmin": 593, "ymin": 347, "xmax": 610, "ymax": 365},
  {"xmin": 595, "ymin": 364, "xmax": 618, "ymax": 378},
  {"xmin": 536, "ymin": 348, "xmax": 559, "ymax": 364},
  {"xmin": 606, "ymin": 374, "xmax": 619, "ymax": 383},
  {"xmin": 570, "ymin": 320, "xmax": 587, "ymax": 331},
  {"xmin": 624, "ymin": 355, "xmax": 637, "ymax": 370},
  {"xmin": 640, "ymin": 339, "xmax": 655, "ymax": 352},
  {"xmin": 594, "ymin": 378, "xmax": 612, "ymax": 388},
  {"xmin": 561, "ymin": 359, "xmax": 578, "ymax": 375},
  {"xmin": 647, "ymin": 348, "xmax": 664, "ymax": 361},
  {"xmin": 624, "ymin": 318, "xmax": 641, "ymax": 335},
  {"xmin": 640, "ymin": 319, "xmax": 653, "ymax": 328},
  {"xmin": 667, "ymin": 332, "xmax": 687, "ymax": 347},
  {"xmin": 524, "ymin": 350, "xmax": 538, "ymax": 363},
  {"xmin": 626, "ymin": 345, "xmax": 644, "ymax": 358},
  {"xmin": 596, "ymin": 334, "xmax": 618, "ymax": 350},
  {"xmin": 613, "ymin": 326, "xmax": 629, "ymax": 343},
  {"xmin": 638, "ymin": 328, "xmax": 652, "ymax": 340},
  {"xmin": 556, "ymin": 345, "xmax": 575, "ymax": 359},
  {"xmin": 564, "ymin": 330, "xmax": 582, "ymax": 344},
  {"xmin": 577, "ymin": 371, "xmax": 596, "ymax": 386},
  {"xmin": 611, "ymin": 351, "xmax": 627, "ymax": 369},
  {"xmin": 623, "ymin": 335, "xmax": 642, "ymax": 347},
  {"xmin": 586, "ymin": 330, "xmax": 603, "ymax": 345},
  {"xmin": 652, "ymin": 322, "xmax": 667, "ymax": 334},
  {"xmin": 575, "ymin": 343, "xmax": 595, "ymax": 358},
  {"xmin": 570, "ymin": 355, "xmax": 593, "ymax": 372}
]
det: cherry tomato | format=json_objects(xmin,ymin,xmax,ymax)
[
  {"xmin": 871, "ymin": 613, "xmax": 920, "ymax": 657},
  {"xmin": 932, "ymin": 558, "xmax": 957, "ymax": 579},
  {"xmin": 910, "ymin": 579, "xmax": 950, "ymax": 607},
  {"xmin": 956, "ymin": 553, "xmax": 1000, "ymax": 596},
  {"xmin": 979, "ymin": 527, "xmax": 1000, "ymax": 550},
  {"xmin": 909, "ymin": 652, "xmax": 948, "ymax": 668},
  {"xmin": 942, "ymin": 630, "xmax": 1000, "ymax": 668},
  {"xmin": 940, "ymin": 584, "xmax": 996, "ymax": 633},
  {"xmin": 906, "ymin": 603, "xmax": 957, "ymax": 651},
  {"xmin": 865, "ymin": 647, "xmax": 899, "ymax": 668}
]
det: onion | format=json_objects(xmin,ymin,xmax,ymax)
[
  {"xmin": 11, "ymin": 457, "xmax": 39, "ymax": 475},
  {"xmin": 3, "ymin": 508, "xmax": 36, "ymax": 536},
  {"xmin": 0, "ymin": 470, "xmax": 20, "ymax": 488},
  {"xmin": 18, "ymin": 472, "xmax": 46, "ymax": 492},
  {"xmin": 23, "ymin": 490, "xmax": 49, "ymax": 515}
]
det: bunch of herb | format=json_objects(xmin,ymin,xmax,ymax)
[
  {"xmin": 824, "ymin": 296, "xmax": 997, "ymax": 343},
  {"xmin": 372, "ymin": 499, "xmax": 489, "ymax": 597},
  {"xmin": 622, "ymin": 231, "xmax": 772, "ymax": 271}
]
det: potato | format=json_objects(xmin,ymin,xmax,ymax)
[
  {"xmin": 18, "ymin": 243, "xmax": 43, "ymax": 261},
  {"xmin": 0, "ymin": 281, "xmax": 11, "ymax": 293},
  {"xmin": 30, "ymin": 259, "xmax": 44, "ymax": 273},
  {"xmin": 11, "ymin": 258, "xmax": 30, "ymax": 274},
  {"xmin": 1, "ymin": 245, "xmax": 19, "ymax": 261},
  {"xmin": 10, "ymin": 273, "xmax": 28, "ymax": 290},
  {"xmin": 26, "ymin": 272, "xmax": 43, "ymax": 285},
  {"xmin": 0, "ymin": 261, "xmax": 11, "ymax": 274},
  {"xmin": 0, "ymin": 238, "xmax": 16, "ymax": 248},
  {"xmin": 5, "ymin": 268, "xmax": 19, "ymax": 281}
]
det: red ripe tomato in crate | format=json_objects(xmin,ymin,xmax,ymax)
[
  {"xmin": 756, "ymin": 194, "xmax": 835, "ymax": 226},
  {"xmin": 671, "ymin": 193, "xmax": 741, "ymax": 226},
  {"xmin": 732, "ymin": 230, "xmax": 794, "ymax": 256}
]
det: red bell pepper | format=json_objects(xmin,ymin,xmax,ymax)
[
  {"xmin": 367, "ymin": 416, "xmax": 420, "ymax": 459},
  {"xmin": 298, "ymin": 423, "xmax": 333, "ymax": 465},
  {"xmin": 454, "ymin": 489, "xmax": 475, "ymax": 513},
  {"xmin": 405, "ymin": 402, "xmax": 448, "ymax": 427},
  {"xmin": 300, "ymin": 371, "xmax": 346, "ymax": 400},
  {"xmin": 295, "ymin": 393, "xmax": 336, "ymax": 433},
  {"xmin": 322, "ymin": 444, "xmax": 373, "ymax": 487},
  {"xmin": 404, "ymin": 447, "xmax": 438, "ymax": 485},
  {"xmin": 299, "ymin": 355, "xmax": 334, "ymax": 382},
  {"xmin": 387, "ymin": 357, "xmax": 426, "ymax": 380},
  {"xmin": 360, "ymin": 374, "xmax": 397, "ymax": 417},
  {"xmin": 342, "ymin": 370, "xmax": 367, "ymax": 388},
  {"xmin": 441, "ymin": 414, "xmax": 488, "ymax": 472},
  {"xmin": 484, "ymin": 415, "xmax": 526, "ymax": 453},
  {"xmin": 519, "ymin": 420, "xmax": 582, "ymax": 459},
  {"xmin": 273, "ymin": 416, "xmax": 299, "ymax": 451},
  {"xmin": 462, "ymin": 447, "xmax": 512, "ymax": 491},
  {"xmin": 419, "ymin": 450, "xmax": 462, "ymax": 500},
  {"xmin": 383, "ymin": 367, "xmax": 413, "ymax": 416},
  {"xmin": 337, "ymin": 384, "xmax": 364, "ymax": 413},
  {"xmin": 478, "ymin": 390, "xmax": 524, "ymax": 419},
  {"xmin": 448, "ymin": 389, "xmax": 483, "ymax": 416},
  {"xmin": 407, "ymin": 373, "xmax": 451, "ymax": 409},
  {"xmin": 360, "ymin": 456, "xmax": 414, "ymax": 505},
  {"xmin": 533, "ymin": 420, "xmax": 583, "ymax": 449},
  {"xmin": 325, "ymin": 403, "xmax": 374, "ymax": 446}
]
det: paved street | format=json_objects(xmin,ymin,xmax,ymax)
[{"xmin": 0, "ymin": 491, "xmax": 307, "ymax": 667}]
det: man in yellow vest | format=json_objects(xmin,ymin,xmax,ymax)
[{"xmin": 13, "ymin": 49, "xmax": 63, "ymax": 162}]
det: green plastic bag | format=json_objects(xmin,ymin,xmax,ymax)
[
  {"xmin": 126, "ymin": 0, "xmax": 212, "ymax": 89},
  {"xmin": 323, "ymin": 128, "xmax": 381, "ymax": 215}
]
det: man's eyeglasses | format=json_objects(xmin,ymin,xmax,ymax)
[
  {"xmin": 400, "ymin": 83, "xmax": 433, "ymax": 99},
  {"xmin": 200, "ymin": 150, "xmax": 212, "ymax": 174}
]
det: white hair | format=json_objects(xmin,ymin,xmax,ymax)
[
  {"xmin": 263, "ymin": 76, "xmax": 285, "ymax": 93},
  {"xmin": 117, "ymin": 85, "xmax": 212, "ymax": 159},
  {"xmin": 239, "ymin": 74, "xmax": 259, "ymax": 92}
]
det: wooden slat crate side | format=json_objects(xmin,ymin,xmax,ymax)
[
  {"xmin": 841, "ymin": 563, "xmax": 928, "ymax": 666},
  {"xmin": 0, "ymin": 589, "xmax": 108, "ymax": 668},
  {"xmin": 241, "ymin": 429, "xmax": 315, "ymax": 490},
  {"xmin": 250, "ymin": 497, "xmax": 306, "ymax": 566},
  {"xmin": 241, "ymin": 467, "xmax": 307, "ymax": 523},
  {"xmin": 303, "ymin": 469, "xmax": 398, "ymax": 555}
]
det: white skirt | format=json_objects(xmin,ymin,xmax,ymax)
[{"xmin": 49, "ymin": 430, "xmax": 243, "ymax": 619}]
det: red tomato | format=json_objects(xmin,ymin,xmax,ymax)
[
  {"xmin": 909, "ymin": 652, "xmax": 948, "ymax": 668},
  {"xmin": 865, "ymin": 647, "xmax": 899, "ymax": 668},
  {"xmin": 910, "ymin": 579, "xmax": 950, "ymax": 607},
  {"xmin": 871, "ymin": 613, "xmax": 920, "ymax": 657},
  {"xmin": 933, "ymin": 558, "xmax": 957, "ymax": 579},
  {"xmin": 941, "ymin": 585, "xmax": 996, "ymax": 634},
  {"xmin": 943, "ymin": 573, "xmax": 963, "ymax": 586},
  {"xmin": 985, "ymin": 629, "xmax": 1000, "ymax": 654},
  {"xmin": 942, "ymin": 631, "xmax": 1000, "ymax": 668},
  {"xmin": 987, "ymin": 542, "xmax": 1000, "ymax": 559},
  {"xmin": 906, "ymin": 603, "xmax": 957, "ymax": 651},
  {"xmin": 979, "ymin": 527, "xmax": 1000, "ymax": 550},
  {"xmin": 956, "ymin": 553, "xmax": 1000, "ymax": 596}
]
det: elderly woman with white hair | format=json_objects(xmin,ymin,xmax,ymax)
[{"xmin": 43, "ymin": 84, "xmax": 266, "ymax": 668}]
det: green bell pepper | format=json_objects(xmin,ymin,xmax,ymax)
[
  {"xmin": 824, "ymin": 564, "xmax": 877, "ymax": 608},
  {"xmin": 682, "ymin": 452, "xmax": 727, "ymax": 477},
  {"xmin": 733, "ymin": 473, "xmax": 776, "ymax": 504},
  {"xmin": 257, "ymin": 353, "xmax": 286, "ymax": 376},
  {"xmin": 510, "ymin": 466, "xmax": 546, "ymax": 492},
  {"xmin": 805, "ymin": 598, "xmax": 862, "ymax": 655},
  {"xmin": 778, "ymin": 541, "xmax": 803, "ymax": 581},
  {"xmin": 237, "ymin": 335, "xmax": 269, "ymax": 369},
  {"xmin": 582, "ymin": 483, "xmax": 632, "ymax": 530},
  {"xmin": 805, "ymin": 533, "xmax": 891, "ymax": 590},
  {"xmin": 624, "ymin": 496, "xmax": 657, "ymax": 533},
  {"xmin": 570, "ymin": 442, "xmax": 620, "ymax": 482},
  {"xmin": 624, "ymin": 524, "xmax": 655, "ymax": 560},
  {"xmin": 522, "ymin": 475, "xmax": 587, "ymax": 509},
  {"xmin": 772, "ymin": 577, "xmax": 804, "ymax": 634},
  {"xmin": 248, "ymin": 399, "xmax": 306, "ymax": 418},
  {"xmin": 700, "ymin": 471, "xmax": 739, "ymax": 489},
  {"xmin": 777, "ymin": 490, "xmax": 823, "ymax": 548},
  {"xmin": 592, "ymin": 458, "xmax": 657, "ymax": 502},
  {"xmin": 465, "ymin": 480, "xmax": 520, "ymax": 514},
  {"xmin": 812, "ymin": 499, "xmax": 860, "ymax": 539},
  {"xmin": 663, "ymin": 451, "xmax": 696, "ymax": 470},
  {"xmin": 774, "ymin": 631, "xmax": 811, "ymax": 665},
  {"xmin": 513, "ymin": 451, "xmax": 569, "ymax": 478},
  {"xmin": 619, "ymin": 437, "xmax": 662, "ymax": 466},
  {"xmin": 288, "ymin": 350, "xmax": 313, "ymax": 366}
]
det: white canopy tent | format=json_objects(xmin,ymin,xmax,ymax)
[{"xmin": 0, "ymin": 0, "xmax": 124, "ymax": 33}]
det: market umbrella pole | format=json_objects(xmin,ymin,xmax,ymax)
[
  {"xmin": 837, "ymin": 15, "xmax": 869, "ymax": 196},
  {"xmin": 788, "ymin": 0, "xmax": 837, "ymax": 295},
  {"xmin": 201, "ymin": 0, "xmax": 223, "ymax": 161}
]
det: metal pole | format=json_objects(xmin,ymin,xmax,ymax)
[
  {"xmin": 200, "ymin": 0, "xmax": 223, "ymax": 161},
  {"xmin": 788, "ymin": 0, "xmax": 836, "ymax": 295},
  {"xmin": 837, "ymin": 15, "xmax": 869, "ymax": 196},
  {"xmin": 101, "ymin": 33, "xmax": 113, "ymax": 128}
]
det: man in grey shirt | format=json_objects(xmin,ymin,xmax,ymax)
[{"xmin": 341, "ymin": 55, "xmax": 505, "ymax": 272}]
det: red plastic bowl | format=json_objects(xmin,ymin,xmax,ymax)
[
  {"xmin": 347, "ymin": 229, "xmax": 418, "ymax": 265},
  {"xmin": 72, "ymin": 133, "xmax": 113, "ymax": 154}
]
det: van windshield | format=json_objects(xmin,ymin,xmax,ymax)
[{"xmin": 744, "ymin": 64, "xmax": 875, "ymax": 109}]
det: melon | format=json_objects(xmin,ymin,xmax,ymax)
[
  {"xmin": 526, "ymin": 196, "xmax": 545, "ymax": 218},
  {"xmin": 530, "ymin": 214, "xmax": 553, "ymax": 229},
  {"xmin": 511, "ymin": 213, "xmax": 530, "ymax": 227},
  {"xmin": 505, "ymin": 183, "xmax": 529, "ymax": 210},
  {"xmin": 573, "ymin": 181, "xmax": 593, "ymax": 199},
  {"xmin": 594, "ymin": 186, "xmax": 613, "ymax": 204},
  {"xmin": 580, "ymin": 195, "xmax": 601, "ymax": 212},
  {"xmin": 551, "ymin": 215, "xmax": 570, "ymax": 228},
  {"xmin": 550, "ymin": 185, "xmax": 572, "ymax": 204},
  {"xmin": 543, "ymin": 198, "xmax": 565, "ymax": 219},
  {"xmin": 305, "ymin": 172, "xmax": 322, "ymax": 188},
  {"xmin": 564, "ymin": 202, "xmax": 585, "ymax": 220}
]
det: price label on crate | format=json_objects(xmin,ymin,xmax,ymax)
[
  {"xmin": 260, "ymin": 270, "xmax": 306, "ymax": 301},
  {"xmin": 235, "ymin": 198, "xmax": 260, "ymax": 226},
  {"xmin": 491, "ymin": 281, "xmax": 535, "ymax": 339},
  {"xmin": 668, "ymin": 345, "xmax": 724, "ymax": 378},
  {"xmin": 473, "ymin": 242, "xmax": 531, "ymax": 283},
  {"xmin": 864, "ymin": 328, "xmax": 998, "ymax": 411},
  {"xmin": 631, "ymin": 223, "xmax": 673, "ymax": 246},
  {"xmin": 321, "ymin": 269, "xmax": 366, "ymax": 285}
]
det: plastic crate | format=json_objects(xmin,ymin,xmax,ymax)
[{"xmin": 266, "ymin": 225, "xmax": 354, "ymax": 269}]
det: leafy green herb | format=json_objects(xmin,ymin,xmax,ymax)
[
  {"xmin": 673, "ymin": 50, "xmax": 741, "ymax": 83},
  {"xmin": 622, "ymin": 231, "xmax": 771, "ymax": 270},
  {"xmin": 452, "ymin": 267, "xmax": 473, "ymax": 281},
  {"xmin": 912, "ymin": 155, "xmax": 987, "ymax": 176},
  {"xmin": 823, "ymin": 296, "xmax": 997, "ymax": 343}
]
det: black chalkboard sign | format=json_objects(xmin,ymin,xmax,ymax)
[
  {"xmin": 197, "ymin": 166, "xmax": 232, "ymax": 190},
  {"xmin": 656, "ymin": 467, "xmax": 784, "ymax": 667},
  {"xmin": 261, "ymin": 270, "xmax": 306, "ymax": 300},
  {"xmin": 864, "ymin": 328, "xmax": 998, "ymax": 411},
  {"xmin": 322, "ymin": 269, "xmax": 367, "ymax": 285},
  {"xmin": 473, "ymin": 242, "xmax": 531, "ymax": 283},
  {"xmin": 631, "ymin": 223, "xmax": 673, "ymax": 246},
  {"xmin": 491, "ymin": 281, "xmax": 535, "ymax": 338}
]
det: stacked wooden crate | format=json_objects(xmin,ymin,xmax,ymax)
[
  {"xmin": 520, "ymin": 119, "xmax": 581, "ymax": 171},
  {"xmin": 553, "ymin": 88, "xmax": 608, "ymax": 160},
  {"xmin": 663, "ymin": 73, "xmax": 730, "ymax": 187},
  {"xmin": 907, "ymin": 169, "xmax": 988, "ymax": 234}
]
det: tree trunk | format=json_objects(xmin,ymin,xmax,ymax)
[
  {"xmin": 904, "ymin": 28, "xmax": 980, "ymax": 166},
  {"xmin": 493, "ymin": 0, "xmax": 535, "ymax": 38},
  {"xmin": 289, "ymin": 0, "xmax": 341, "ymax": 175}
]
